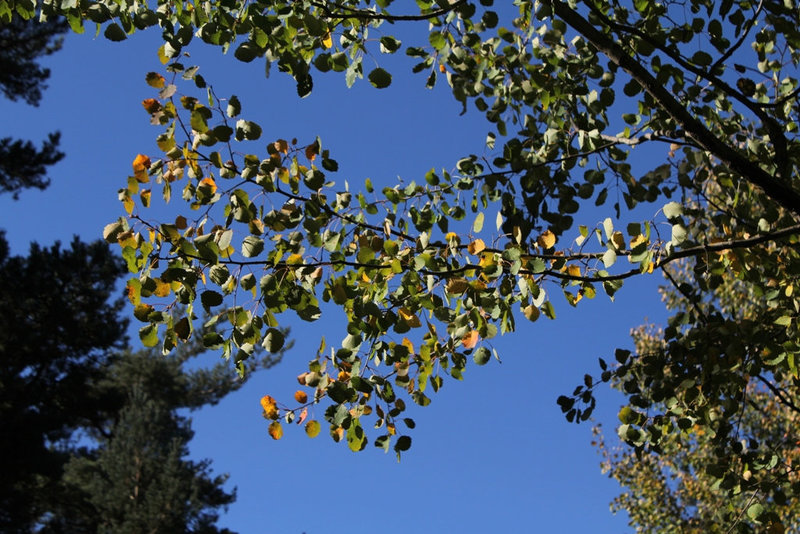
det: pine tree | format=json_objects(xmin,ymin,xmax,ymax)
[{"xmin": 0, "ymin": 15, "xmax": 65, "ymax": 197}]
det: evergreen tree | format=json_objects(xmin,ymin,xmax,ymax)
[{"xmin": 0, "ymin": 15, "xmax": 65, "ymax": 197}]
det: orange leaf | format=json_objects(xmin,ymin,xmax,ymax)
[
  {"xmin": 268, "ymin": 421, "xmax": 283, "ymax": 440},
  {"xmin": 274, "ymin": 139, "xmax": 289, "ymax": 154},
  {"xmin": 132, "ymin": 154, "xmax": 151, "ymax": 172},
  {"xmin": 260, "ymin": 395, "xmax": 279, "ymax": 419},
  {"xmin": 305, "ymin": 141, "xmax": 319, "ymax": 161},
  {"xmin": 537, "ymin": 230, "xmax": 556, "ymax": 249},
  {"xmin": 467, "ymin": 238, "xmax": 486, "ymax": 255},
  {"xmin": 567, "ymin": 265, "xmax": 581, "ymax": 277},
  {"xmin": 141, "ymin": 98, "xmax": 161, "ymax": 114},
  {"xmin": 462, "ymin": 330, "xmax": 479, "ymax": 349},
  {"xmin": 294, "ymin": 390, "xmax": 308, "ymax": 404},
  {"xmin": 198, "ymin": 177, "xmax": 217, "ymax": 194}
]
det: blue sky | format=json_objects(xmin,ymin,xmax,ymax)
[{"xmin": 0, "ymin": 19, "xmax": 672, "ymax": 533}]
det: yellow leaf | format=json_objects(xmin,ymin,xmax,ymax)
[
  {"xmin": 567, "ymin": 265, "xmax": 581, "ymax": 277},
  {"xmin": 145, "ymin": 71, "xmax": 165, "ymax": 88},
  {"xmin": 268, "ymin": 421, "xmax": 283, "ymax": 440},
  {"xmin": 462, "ymin": 330, "xmax": 479, "ymax": 349},
  {"xmin": 260, "ymin": 395, "xmax": 279, "ymax": 419},
  {"xmin": 398, "ymin": 307, "xmax": 422, "ymax": 328},
  {"xmin": 478, "ymin": 251, "xmax": 495, "ymax": 268},
  {"xmin": 153, "ymin": 278, "xmax": 171, "ymax": 297},
  {"xmin": 305, "ymin": 420, "xmax": 321, "ymax": 438},
  {"xmin": 361, "ymin": 271, "xmax": 371, "ymax": 283},
  {"xmin": 123, "ymin": 195, "xmax": 134, "ymax": 216},
  {"xmin": 401, "ymin": 337, "xmax": 415, "ymax": 355},
  {"xmin": 286, "ymin": 253, "xmax": 304, "ymax": 265},
  {"xmin": 537, "ymin": 230, "xmax": 556, "ymax": 249},
  {"xmin": 140, "ymin": 189, "xmax": 151, "ymax": 208},
  {"xmin": 321, "ymin": 32, "xmax": 332, "ymax": 49},
  {"xmin": 332, "ymin": 426, "xmax": 345, "ymax": 442},
  {"xmin": 467, "ymin": 238, "xmax": 486, "ymax": 255},
  {"xmin": 630, "ymin": 234, "xmax": 647, "ymax": 249},
  {"xmin": 294, "ymin": 390, "xmax": 308, "ymax": 404},
  {"xmin": 387, "ymin": 422, "xmax": 396, "ymax": 435}
]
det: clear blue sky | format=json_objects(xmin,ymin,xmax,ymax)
[{"xmin": 0, "ymin": 19, "xmax": 671, "ymax": 533}]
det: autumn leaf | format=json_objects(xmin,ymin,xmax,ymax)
[
  {"xmin": 198, "ymin": 177, "xmax": 217, "ymax": 194},
  {"xmin": 296, "ymin": 407, "xmax": 308, "ymax": 425},
  {"xmin": 467, "ymin": 238, "xmax": 486, "ymax": 255},
  {"xmin": 446, "ymin": 278, "xmax": 469, "ymax": 295},
  {"xmin": 321, "ymin": 32, "xmax": 332, "ymax": 49},
  {"xmin": 305, "ymin": 141, "xmax": 319, "ymax": 161},
  {"xmin": 537, "ymin": 230, "xmax": 556, "ymax": 249},
  {"xmin": 294, "ymin": 390, "xmax": 308, "ymax": 404},
  {"xmin": 141, "ymin": 98, "xmax": 161, "ymax": 114},
  {"xmin": 567, "ymin": 265, "xmax": 581, "ymax": 278},
  {"xmin": 274, "ymin": 139, "xmax": 289, "ymax": 154},
  {"xmin": 611, "ymin": 231, "xmax": 626, "ymax": 251},
  {"xmin": 268, "ymin": 420, "xmax": 283, "ymax": 440},
  {"xmin": 462, "ymin": 330, "xmax": 479, "ymax": 349},
  {"xmin": 401, "ymin": 337, "xmax": 415, "ymax": 355},
  {"xmin": 145, "ymin": 71, "xmax": 166, "ymax": 88},
  {"xmin": 260, "ymin": 395, "xmax": 279, "ymax": 419},
  {"xmin": 629, "ymin": 234, "xmax": 648, "ymax": 249},
  {"xmin": 398, "ymin": 307, "xmax": 422, "ymax": 328},
  {"xmin": 305, "ymin": 420, "xmax": 321, "ymax": 438},
  {"xmin": 153, "ymin": 278, "xmax": 171, "ymax": 297},
  {"xmin": 132, "ymin": 154, "xmax": 151, "ymax": 183}
]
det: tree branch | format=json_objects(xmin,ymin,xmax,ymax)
[
  {"xmin": 547, "ymin": 0, "xmax": 800, "ymax": 217},
  {"xmin": 309, "ymin": 0, "xmax": 467, "ymax": 22},
  {"xmin": 755, "ymin": 374, "xmax": 800, "ymax": 416}
]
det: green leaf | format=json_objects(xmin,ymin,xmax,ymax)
[
  {"xmin": 262, "ymin": 328, "xmax": 285, "ymax": 352},
  {"xmin": 139, "ymin": 324, "xmax": 158, "ymax": 347},
  {"xmin": 394, "ymin": 435, "xmax": 412, "ymax": 452},
  {"xmin": 473, "ymin": 347, "xmax": 491, "ymax": 365},
  {"xmin": 663, "ymin": 201, "xmax": 683, "ymax": 220},
  {"xmin": 103, "ymin": 23, "xmax": 127, "ymax": 41},
  {"xmin": 200, "ymin": 290, "xmax": 224, "ymax": 311},
  {"xmin": 235, "ymin": 120, "xmax": 262, "ymax": 141},
  {"xmin": 379, "ymin": 36, "xmax": 402, "ymax": 53},
  {"xmin": 346, "ymin": 418, "xmax": 367, "ymax": 452},
  {"xmin": 242, "ymin": 236, "xmax": 264, "ymax": 257},
  {"xmin": 472, "ymin": 212, "xmax": 484, "ymax": 233},
  {"xmin": 368, "ymin": 68, "xmax": 392, "ymax": 89}
]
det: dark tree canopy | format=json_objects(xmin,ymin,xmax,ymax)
[
  {"xmin": 0, "ymin": 15, "xmax": 65, "ymax": 197},
  {"xmin": 0, "ymin": 233, "xmax": 128, "ymax": 531},
  {"xmin": 0, "ymin": 15, "xmax": 66, "ymax": 105}
]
